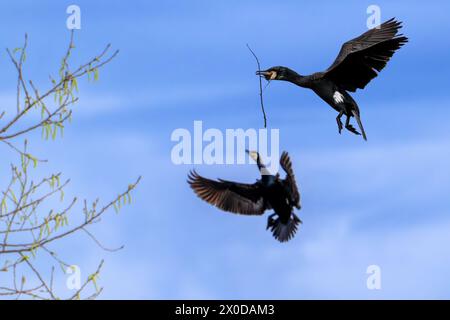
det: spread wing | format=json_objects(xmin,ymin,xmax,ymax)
[
  {"xmin": 187, "ymin": 170, "xmax": 268, "ymax": 215},
  {"xmin": 279, "ymin": 152, "xmax": 301, "ymax": 209},
  {"xmin": 324, "ymin": 18, "xmax": 408, "ymax": 92}
]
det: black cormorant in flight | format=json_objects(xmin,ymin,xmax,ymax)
[
  {"xmin": 188, "ymin": 151, "xmax": 301, "ymax": 243},
  {"xmin": 256, "ymin": 18, "xmax": 408, "ymax": 141}
]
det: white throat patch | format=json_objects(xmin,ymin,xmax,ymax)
[{"xmin": 333, "ymin": 91, "xmax": 345, "ymax": 104}]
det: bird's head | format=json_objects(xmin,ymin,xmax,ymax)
[{"xmin": 256, "ymin": 66, "xmax": 296, "ymax": 81}]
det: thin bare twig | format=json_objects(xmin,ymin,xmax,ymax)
[
  {"xmin": 82, "ymin": 227, "xmax": 124, "ymax": 252},
  {"xmin": 246, "ymin": 44, "xmax": 267, "ymax": 128}
]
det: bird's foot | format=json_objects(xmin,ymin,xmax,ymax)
[
  {"xmin": 266, "ymin": 214, "xmax": 277, "ymax": 230},
  {"xmin": 345, "ymin": 124, "xmax": 361, "ymax": 136}
]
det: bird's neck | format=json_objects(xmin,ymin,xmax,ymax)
[
  {"xmin": 289, "ymin": 74, "xmax": 308, "ymax": 88},
  {"xmin": 257, "ymin": 160, "xmax": 272, "ymax": 176},
  {"xmin": 282, "ymin": 69, "xmax": 309, "ymax": 88},
  {"xmin": 294, "ymin": 75, "xmax": 309, "ymax": 88}
]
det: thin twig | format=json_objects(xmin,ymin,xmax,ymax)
[
  {"xmin": 246, "ymin": 44, "xmax": 267, "ymax": 128},
  {"xmin": 81, "ymin": 227, "xmax": 124, "ymax": 252},
  {"xmin": 20, "ymin": 253, "xmax": 57, "ymax": 300}
]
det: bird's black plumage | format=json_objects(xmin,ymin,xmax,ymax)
[
  {"xmin": 187, "ymin": 151, "xmax": 302, "ymax": 243},
  {"xmin": 256, "ymin": 18, "xmax": 408, "ymax": 141}
]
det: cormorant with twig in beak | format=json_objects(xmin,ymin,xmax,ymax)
[{"xmin": 256, "ymin": 18, "xmax": 408, "ymax": 141}]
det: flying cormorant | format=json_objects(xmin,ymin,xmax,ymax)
[
  {"xmin": 256, "ymin": 18, "xmax": 408, "ymax": 141},
  {"xmin": 188, "ymin": 151, "xmax": 302, "ymax": 242}
]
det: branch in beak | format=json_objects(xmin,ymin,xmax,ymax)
[
  {"xmin": 256, "ymin": 70, "xmax": 277, "ymax": 80},
  {"xmin": 256, "ymin": 70, "xmax": 270, "ymax": 77}
]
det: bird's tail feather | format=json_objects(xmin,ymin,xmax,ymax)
[
  {"xmin": 267, "ymin": 213, "xmax": 302, "ymax": 243},
  {"xmin": 352, "ymin": 109, "xmax": 367, "ymax": 141}
]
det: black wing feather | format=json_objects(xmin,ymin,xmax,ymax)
[
  {"xmin": 279, "ymin": 152, "xmax": 301, "ymax": 209},
  {"xmin": 187, "ymin": 170, "xmax": 267, "ymax": 215},
  {"xmin": 324, "ymin": 18, "xmax": 408, "ymax": 92}
]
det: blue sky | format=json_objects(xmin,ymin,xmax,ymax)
[{"xmin": 1, "ymin": 0, "xmax": 450, "ymax": 299}]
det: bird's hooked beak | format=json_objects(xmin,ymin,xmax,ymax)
[
  {"xmin": 246, "ymin": 149, "xmax": 259, "ymax": 162},
  {"xmin": 256, "ymin": 70, "xmax": 277, "ymax": 80}
]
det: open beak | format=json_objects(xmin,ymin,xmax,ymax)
[{"xmin": 255, "ymin": 70, "xmax": 270, "ymax": 77}]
